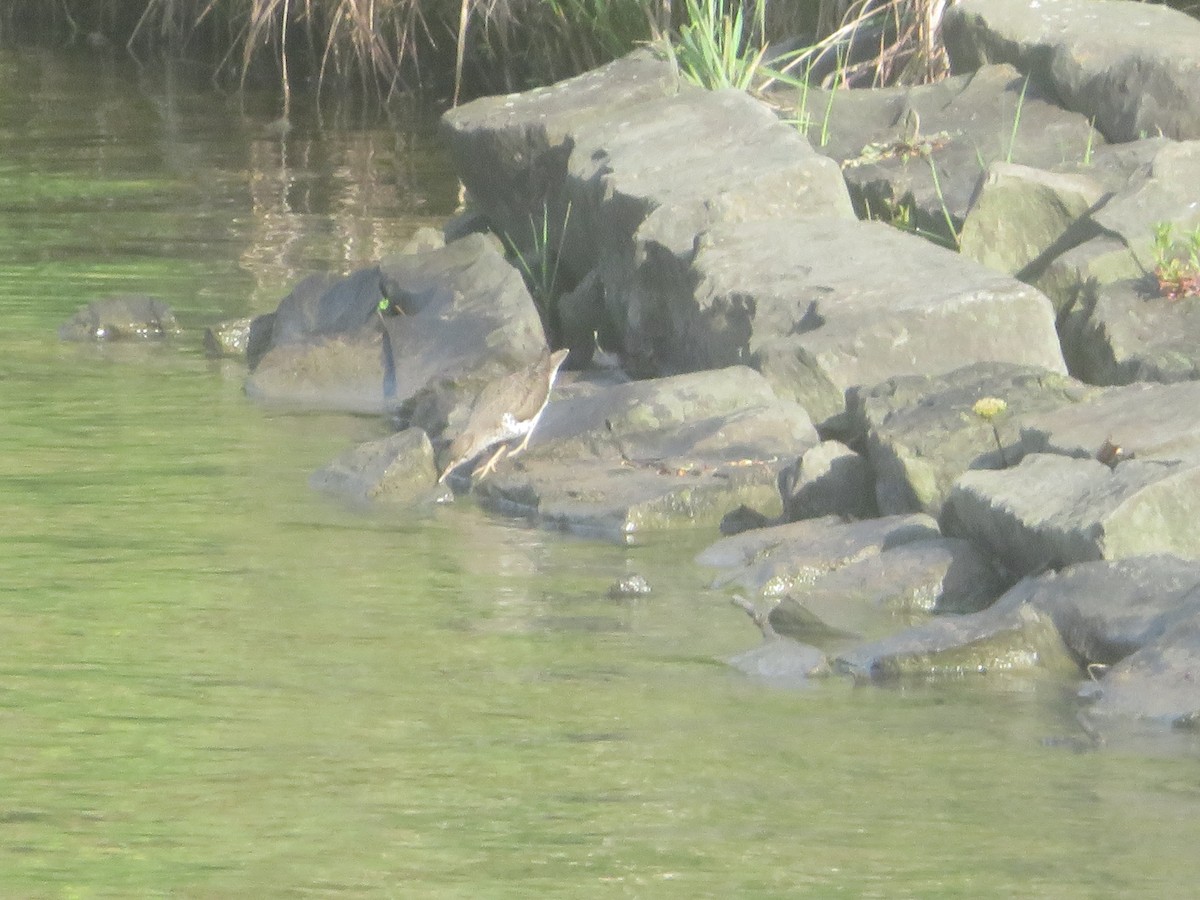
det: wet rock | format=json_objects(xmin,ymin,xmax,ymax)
[
  {"xmin": 1080, "ymin": 613, "xmax": 1200, "ymax": 725},
  {"xmin": 58, "ymin": 295, "xmax": 179, "ymax": 341},
  {"xmin": 779, "ymin": 440, "xmax": 877, "ymax": 522},
  {"xmin": 245, "ymin": 267, "xmax": 387, "ymax": 410},
  {"xmin": 720, "ymin": 218, "xmax": 1066, "ymax": 430},
  {"xmin": 835, "ymin": 585, "xmax": 1077, "ymax": 681},
  {"xmin": 726, "ymin": 595, "xmax": 828, "ymax": 685},
  {"xmin": 848, "ymin": 362, "xmax": 1099, "ymax": 518},
  {"xmin": 309, "ymin": 427, "xmax": 443, "ymax": 504},
  {"xmin": 945, "ymin": 0, "xmax": 1200, "ymax": 142},
  {"xmin": 376, "ymin": 234, "xmax": 549, "ymax": 418},
  {"xmin": 471, "ymin": 366, "xmax": 817, "ymax": 540},
  {"xmin": 1061, "ymin": 277, "xmax": 1200, "ymax": 385},
  {"xmin": 203, "ymin": 316, "xmax": 254, "ymax": 358},
  {"xmin": 697, "ymin": 512, "xmax": 941, "ymax": 597},
  {"xmin": 1021, "ymin": 556, "xmax": 1200, "ymax": 666},
  {"xmin": 246, "ymin": 234, "xmax": 548, "ymax": 416},
  {"xmin": 606, "ymin": 574, "xmax": 651, "ymax": 598},
  {"xmin": 769, "ymin": 536, "xmax": 1007, "ymax": 642}
]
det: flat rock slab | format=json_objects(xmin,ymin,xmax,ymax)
[
  {"xmin": 768, "ymin": 536, "xmax": 1006, "ymax": 642},
  {"xmin": 944, "ymin": 0, "xmax": 1200, "ymax": 142},
  {"xmin": 685, "ymin": 217, "xmax": 1066, "ymax": 429},
  {"xmin": 947, "ymin": 453, "xmax": 1200, "ymax": 575},
  {"xmin": 697, "ymin": 513, "xmax": 941, "ymax": 597},
  {"xmin": 471, "ymin": 366, "xmax": 818, "ymax": 539},
  {"xmin": 726, "ymin": 637, "xmax": 828, "ymax": 686},
  {"xmin": 1020, "ymin": 379, "xmax": 1200, "ymax": 462},
  {"xmin": 849, "ymin": 362, "xmax": 1100, "ymax": 517}
]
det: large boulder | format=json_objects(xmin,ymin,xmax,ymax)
[
  {"xmin": 848, "ymin": 362, "xmax": 1098, "ymax": 517},
  {"xmin": 944, "ymin": 0, "xmax": 1200, "ymax": 142},
  {"xmin": 959, "ymin": 162, "xmax": 1107, "ymax": 279},
  {"xmin": 246, "ymin": 235, "xmax": 548, "ymax": 415},
  {"xmin": 442, "ymin": 50, "xmax": 855, "ymax": 373},
  {"xmin": 700, "ymin": 218, "xmax": 1067, "ymax": 430}
]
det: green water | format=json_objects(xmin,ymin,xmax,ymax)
[{"xmin": 2, "ymin": 45, "xmax": 1200, "ymax": 898}]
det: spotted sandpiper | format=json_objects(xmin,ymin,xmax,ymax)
[{"xmin": 438, "ymin": 348, "xmax": 570, "ymax": 484}]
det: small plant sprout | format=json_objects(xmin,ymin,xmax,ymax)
[
  {"xmin": 1005, "ymin": 76, "xmax": 1029, "ymax": 164},
  {"xmin": 972, "ymin": 396, "xmax": 1009, "ymax": 467},
  {"xmin": 1151, "ymin": 221, "xmax": 1200, "ymax": 301}
]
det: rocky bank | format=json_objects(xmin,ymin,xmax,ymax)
[{"xmin": 64, "ymin": 0, "xmax": 1200, "ymax": 736}]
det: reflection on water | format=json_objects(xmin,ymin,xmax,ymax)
[{"xmin": 2, "ymin": 43, "xmax": 1200, "ymax": 897}]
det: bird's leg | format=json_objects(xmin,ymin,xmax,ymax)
[
  {"xmin": 508, "ymin": 429, "xmax": 535, "ymax": 458},
  {"xmin": 471, "ymin": 444, "xmax": 510, "ymax": 481}
]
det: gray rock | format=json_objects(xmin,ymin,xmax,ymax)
[
  {"xmin": 1062, "ymin": 277, "xmax": 1200, "ymax": 385},
  {"xmin": 727, "ymin": 637, "xmax": 829, "ymax": 685},
  {"xmin": 946, "ymin": 453, "xmax": 1200, "ymax": 576},
  {"xmin": 835, "ymin": 586, "xmax": 1077, "ymax": 681},
  {"xmin": 959, "ymin": 162, "xmax": 1107, "ymax": 278},
  {"xmin": 376, "ymin": 234, "xmax": 550, "ymax": 419},
  {"xmin": 1019, "ymin": 379, "xmax": 1200, "ymax": 462},
  {"xmin": 697, "ymin": 512, "xmax": 941, "ymax": 597},
  {"xmin": 1021, "ymin": 556, "xmax": 1200, "ymax": 665},
  {"xmin": 248, "ymin": 235, "xmax": 548, "ymax": 415},
  {"xmin": 726, "ymin": 594, "xmax": 829, "ymax": 685},
  {"xmin": 782, "ymin": 536, "xmax": 1006, "ymax": 626},
  {"xmin": 848, "ymin": 362, "xmax": 1099, "ymax": 517},
  {"xmin": 310, "ymin": 427, "xmax": 443, "ymax": 504},
  {"xmin": 1081, "ymin": 612, "xmax": 1200, "ymax": 725},
  {"xmin": 442, "ymin": 50, "xmax": 855, "ymax": 376},
  {"xmin": 692, "ymin": 217, "xmax": 1066, "ymax": 430},
  {"xmin": 58, "ymin": 295, "xmax": 179, "ymax": 342},
  {"xmin": 203, "ymin": 316, "xmax": 254, "ymax": 358},
  {"xmin": 944, "ymin": 0, "xmax": 1200, "ymax": 142},
  {"xmin": 472, "ymin": 366, "xmax": 818, "ymax": 539},
  {"xmin": 245, "ymin": 326, "xmax": 390, "ymax": 414},
  {"xmin": 780, "ymin": 440, "xmax": 878, "ymax": 522}
]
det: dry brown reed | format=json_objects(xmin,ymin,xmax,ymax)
[{"xmin": 780, "ymin": 0, "xmax": 956, "ymax": 89}]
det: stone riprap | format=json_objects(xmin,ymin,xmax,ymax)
[
  {"xmin": 780, "ymin": 64, "xmax": 1102, "ymax": 239},
  {"xmin": 944, "ymin": 0, "xmax": 1200, "ymax": 142},
  {"xmin": 442, "ymin": 50, "xmax": 1067, "ymax": 428},
  {"xmin": 847, "ymin": 362, "xmax": 1101, "ymax": 518},
  {"xmin": 187, "ymin": 0, "xmax": 1200, "ymax": 728}
]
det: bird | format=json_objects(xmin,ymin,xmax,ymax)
[{"xmin": 438, "ymin": 347, "xmax": 570, "ymax": 484}]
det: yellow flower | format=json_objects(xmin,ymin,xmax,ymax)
[{"xmin": 972, "ymin": 397, "xmax": 1008, "ymax": 421}]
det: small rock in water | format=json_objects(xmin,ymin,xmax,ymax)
[{"xmin": 606, "ymin": 574, "xmax": 652, "ymax": 598}]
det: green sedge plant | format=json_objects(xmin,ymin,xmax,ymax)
[{"xmin": 1152, "ymin": 221, "xmax": 1200, "ymax": 301}]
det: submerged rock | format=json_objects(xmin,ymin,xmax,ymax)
[{"xmin": 58, "ymin": 295, "xmax": 179, "ymax": 342}]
